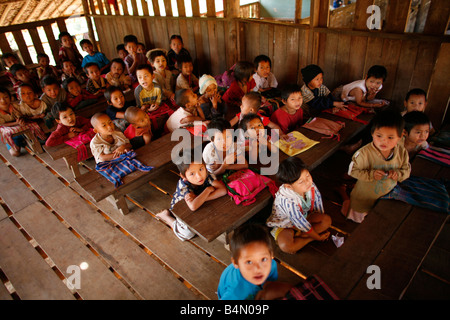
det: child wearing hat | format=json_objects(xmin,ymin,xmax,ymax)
[
  {"xmin": 300, "ymin": 64, "xmax": 345, "ymax": 117},
  {"xmin": 198, "ymin": 74, "xmax": 226, "ymax": 119}
]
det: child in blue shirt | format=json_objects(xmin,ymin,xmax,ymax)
[
  {"xmin": 218, "ymin": 224, "xmax": 292, "ymax": 300},
  {"xmin": 80, "ymin": 39, "xmax": 111, "ymax": 74}
]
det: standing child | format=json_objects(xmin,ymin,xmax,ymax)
[
  {"xmin": 218, "ymin": 224, "xmax": 292, "ymax": 300},
  {"xmin": 203, "ymin": 118, "xmax": 248, "ymax": 176},
  {"xmin": 167, "ymin": 35, "xmax": 192, "ymax": 74},
  {"xmin": 175, "ymin": 55, "xmax": 199, "ymax": 92},
  {"xmin": 198, "ymin": 74, "xmax": 226, "ymax": 120},
  {"xmin": 270, "ymin": 84, "xmax": 304, "ymax": 134},
  {"xmin": 222, "ymin": 61, "xmax": 256, "ymax": 110},
  {"xmin": 123, "ymin": 106, "xmax": 152, "ymax": 149},
  {"xmin": 340, "ymin": 65, "xmax": 389, "ymax": 109},
  {"xmin": 340, "ymin": 110, "xmax": 411, "ymax": 223},
  {"xmin": 105, "ymin": 58, "xmax": 132, "ymax": 92},
  {"xmin": 89, "ymin": 112, "xmax": 132, "ymax": 164},
  {"xmin": 63, "ymin": 77, "xmax": 98, "ymax": 110},
  {"xmin": 300, "ymin": 64, "xmax": 345, "ymax": 116},
  {"xmin": 36, "ymin": 53, "xmax": 59, "ymax": 80},
  {"xmin": 401, "ymin": 111, "xmax": 430, "ymax": 159},
  {"xmin": 266, "ymin": 157, "xmax": 331, "ymax": 254},
  {"xmin": 105, "ymin": 86, "xmax": 130, "ymax": 132},
  {"xmin": 85, "ymin": 62, "xmax": 109, "ymax": 97},
  {"xmin": 148, "ymin": 50, "xmax": 175, "ymax": 101},
  {"xmin": 156, "ymin": 148, "xmax": 227, "ymax": 241},
  {"xmin": 166, "ymin": 89, "xmax": 206, "ymax": 132},
  {"xmin": 252, "ymin": 55, "xmax": 279, "ymax": 96},
  {"xmin": 80, "ymin": 39, "xmax": 111, "ymax": 74},
  {"xmin": 61, "ymin": 59, "xmax": 87, "ymax": 84},
  {"xmin": 123, "ymin": 34, "xmax": 148, "ymax": 85},
  {"xmin": 45, "ymin": 102, "xmax": 92, "ymax": 147},
  {"xmin": 58, "ymin": 32, "xmax": 83, "ymax": 71}
]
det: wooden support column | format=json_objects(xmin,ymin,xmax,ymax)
[
  {"xmin": 206, "ymin": 0, "xmax": 216, "ymax": 17},
  {"xmin": 11, "ymin": 30, "xmax": 32, "ymax": 65},
  {"xmin": 151, "ymin": 0, "xmax": 160, "ymax": 16},
  {"xmin": 225, "ymin": 0, "xmax": 239, "ymax": 68},
  {"xmin": 295, "ymin": 0, "xmax": 303, "ymax": 24},
  {"xmin": 191, "ymin": 0, "xmax": 200, "ymax": 17},
  {"xmin": 82, "ymin": 0, "xmax": 98, "ymax": 51},
  {"xmin": 384, "ymin": 0, "xmax": 412, "ymax": 33},
  {"xmin": 423, "ymin": 0, "xmax": 450, "ymax": 35},
  {"xmin": 163, "ymin": 0, "xmax": 173, "ymax": 17},
  {"xmin": 176, "ymin": 0, "xmax": 186, "ymax": 17}
]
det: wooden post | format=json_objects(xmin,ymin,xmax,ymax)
[
  {"xmin": 82, "ymin": 0, "xmax": 98, "ymax": 51},
  {"xmin": 191, "ymin": 0, "xmax": 200, "ymax": 17},
  {"xmin": 176, "ymin": 0, "xmax": 186, "ymax": 17},
  {"xmin": 423, "ymin": 0, "xmax": 450, "ymax": 35},
  {"xmin": 206, "ymin": 0, "xmax": 216, "ymax": 17},
  {"xmin": 384, "ymin": 0, "xmax": 412, "ymax": 33},
  {"xmin": 295, "ymin": 0, "xmax": 303, "ymax": 24},
  {"xmin": 225, "ymin": 0, "xmax": 239, "ymax": 68}
]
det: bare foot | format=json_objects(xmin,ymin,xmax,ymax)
[{"xmin": 156, "ymin": 209, "xmax": 175, "ymax": 226}]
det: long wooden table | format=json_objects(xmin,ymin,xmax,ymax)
[
  {"xmin": 74, "ymin": 133, "xmax": 183, "ymax": 214},
  {"xmin": 171, "ymin": 111, "xmax": 373, "ymax": 243}
]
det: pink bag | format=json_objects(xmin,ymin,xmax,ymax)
[
  {"xmin": 64, "ymin": 128, "xmax": 95, "ymax": 161},
  {"xmin": 302, "ymin": 117, "xmax": 345, "ymax": 140},
  {"xmin": 323, "ymin": 104, "xmax": 369, "ymax": 124},
  {"xmin": 222, "ymin": 169, "xmax": 278, "ymax": 206}
]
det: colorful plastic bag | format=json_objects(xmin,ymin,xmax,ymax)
[{"xmin": 275, "ymin": 131, "xmax": 319, "ymax": 156}]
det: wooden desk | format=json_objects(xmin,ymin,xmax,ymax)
[
  {"xmin": 171, "ymin": 112, "xmax": 373, "ymax": 243},
  {"xmin": 43, "ymin": 142, "xmax": 92, "ymax": 178},
  {"xmin": 74, "ymin": 133, "xmax": 181, "ymax": 215}
]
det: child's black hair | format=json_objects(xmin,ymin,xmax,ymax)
[
  {"xmin": 62, "ymin": 77, "xmax": 80, "ymax": 91},
  {"xmin": 281, "ymin": 83, "xmax": 302, "ymax": 101},
  {"xmin": 51, "ymin": 101, "xmax": 73, "ymax": 119},
  {"xmin": 170, "ymin": 34, "xmax": 184, "ymax": 44},
  {"xmin": 104, "ymin": 85, "xmax": 122, "ymax": 103},
  {"xmin": 207, "ymin": 118, "xmax": 232, "ymax": 141},
  {"xmin": 116, "ymin": 44, "xmax": 127, "ymax": 53},
  {"xmin": 276, "ymin": 156, "xmax": 307, "ymax": 184},
  {"xmin": 84, "ymin": 62, "xmax": 100, "ymax": 73},
  {"xmin": 148, "ymin": 50, "xmax": 167, "ymax": 64},
  {"xmin": 136, "ymin": 64, "xmax": 153, "ymax": 74},
  {"xmin": 230, "ymin": 224, "xmax": 273, "ymax": 262},
  {"xmin": 370, "ymin": 109, "xmax": 404, "ymax": 137},
  {"xmin": 366, "ymin": 65, "xmax": 387, "ymax": 81},
  {"xmin": 233, "ymin": 61, "xmax": 255, "ymax": 83},
  {"xmin": 239, "ymin": 113, "xmax": 262, "ymax": 131},
  {"xmin": 177, "ymin": 55, "xmax": 193, "ymax": 68},
  {"xmin": 405, "ymin": 88, "xmax": 427, "ymax": 102},
  {"xmin": 58, "ymin": 31, "xmax": 72, "ymax": 42},
  {"xmin": 243, "ymin": 92, "xmax": 262, "ymax": 110},
  {"xmin": 40, "ymin": 75, "xmax": 60, "ymax": 89},
  {"xmin": 174, "ymin": 147, "xmax": 204, "ymax": 176},
  {"xmin": 80, "ymin": 39, "xmax": 93, "ymax": 47},
  {"xmin": 110, "ymin": 58, "xmax": 126, "ymax": 69},
  {"xmin": 18, "ymin": 83, "xmax": 37, "ymax": 94},
  {"xmin": 36, "ymin": 52, "xmax": 49, "ymax": 60},
  {"xmin": 254, "ymin": 55, "xmax": 271, "ymax": 68},
  {"xmin": 123, "ymin": 34, "xmax": 138, "ymax": 46},
  {"xmin": 403, "ymin": 111, "xmax": 430, "ymax": 134},
  {"xmin": 1, "ymin": 52, "xmax": 18, "ymax": 64},
  {"xmin": 175, "ymin": 89, "xmax": 192, "ymax": 108},
  {"xmin": 9, "ymin": 63, "xmax": 27, "ymax": 76},
  {"xmin": 0, "ymin": 86, "xmax": 12, "ymax": 98}
]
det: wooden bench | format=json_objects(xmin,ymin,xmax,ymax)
[
  {"xmin": 43, "ymin": 142, "xmax": 92, "ymax": 178},
  {"xmin": 171, "ymin": 112, "xmax": 374, "ymax": 244},
  {"xmin": 73, "ymin": 133, "xmax": 183, "ymax": 215},
  {"xmin": 12, "ymin": 128, "xmax": 44, "ymax": 154}
]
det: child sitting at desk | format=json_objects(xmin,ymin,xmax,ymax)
[
  {"xmin": 266, "ymin": 156, "xmax": 331, "ymax": 254},
  {"xmin": 63, "ymin": 77, "xmax": 98, "ymax": 110},
  {"xmin": 45, "ymin": 102, "xmax": 92, "ymax": 147},
  {"xmin": 89, "ymin": 112, "xmax": 132, "ymax": 164},
  {"xmin": 222, "ymin": 61, "xmax": 256, "ymax": 110},
  {"xmin": 402, "ymin": 88, "xmax": 427, "ymax": 116},
  {"xmin": 80, "ymin": 39, "xmax": 111, "ymax": 74},
  {"xmin": 85, "ymin": 62, "xmax": 109, "ymax": 97},
  {"xmin": 270, "ymin": 84, "xmax": 304, "ymax": 134},
  {"xmin": 198, "ymin": 74, "xmax": 226, "ymax": 120},
  {"xmin": 166, "ymin": 89, "xmax": 206, "ymax": 132},
  {"xmin": 123, "ymin": 34, "xmax": 148, "ymax": 85},
  {"xmin": 148, "ymin": 49, "xmax": 175, "ymax": 101},
  {"xmin": 156, "ymin": 148, "xmax": 227, "ymax": 241},
  {"xmin": 218, "ymin": 224, "xmax": 292, "ymax": 300},
  {"xmin": 300, "ymin": 64, "xmax": 345, "ymax": 117},
  {"xmin": 175, "ymin": 55, "xmax": 199, "ymax": 92},
  {"xmin": 339, "ymin": 110, "xmax": 411, "ymax": 223},
  {"xmin": 105, "ymin": 58, "xmax": 132, "ymax": 92},
  {"xmin": 0, "ymin": 87, "xmax": 26, "ymax": 156},
  {"xmin": 339, "ymin": 65, "xmax": 389, "ymax": 109},
  {"xmin": 203, "ymin": 117, "xmax": 247, "ymax": 176},
  {"xmin": 40, "ymin": 75, "xmax": 67, "ymax": 128},
  {"xmin": 15, "ymin": 83, "xmax": 47, "ymax": 125},
  {"xmin": 61, "ymin": 59, "xmax": 87, "ymax": 84},
  {"xmin": 401, "ymin": 111, "xmax": 430, "ymax": 159},
  {"xmin": 252, "ymin": 55, "xmax": 279, "ymax": 97},
  {"xmin": 9, "ymin": 63, "xmax": 42, "ymax": 98},
  {"xmin": 123, "ymin": 106, "xmax": 152, "ymax": 150},
  {"xmin": 36, "ymin": 53, "xmax": 59, "ymax": 80},
  {"xmin": 105, "ymin": 86, "xmax": 130, "ymax": 132}
]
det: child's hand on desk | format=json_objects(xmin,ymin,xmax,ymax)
[
  {"xmin": 70, "ymin": 127, "xmax": 83, "ymax": 133},
  {"xmin": 318, "ymin": 231, "xmax": 330, "ymax": 241},
  {"xmin": 332, "ymin": 101, "xmax": 346, "ymax": 112},
  {"xmin": 113, "ymin": 145, "xmax": 129, "ymax": 158}
]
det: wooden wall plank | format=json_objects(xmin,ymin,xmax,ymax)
[
  {"xmin": 321, "ymin": 32, "xmax": 339, "ymax": 90},
  {"xmin": 176, "ymin": 0, "xmax": 186, "ymax": 17},
  {"xmin": 43, "ymin": 24, "xmax": 60, "ymax": 64},
  {"xmin": 130, "ymin": 0, "xmax": 139, "ymax": 16},
  {"xmin": 11, "ymin": 30, "xmax": 32, "ymax": 65},
  {"xmin": 273, "ymin": 25, "xmax": 287, "ymax": 84},
  {"xmin": 285, "ymin": 27, "xmax": 300, "ymax": 84},
  {"xmin": 423, "ymin": 0, "xmax": 450, "ymax": 35},
  {"xmin": 409, "ymin": 41, "xmax": 441, "ymax": 91},
  {"xmin": 191, "ymin": 0, "xmax": 200, "ymax": 17},
  {"xmin": 151, "ymin": 0, "xmax": 160, "ymax": 16},
  {"xmin": 353, "ymin": 0, "xmax": 375, "ymax": 31},
  {"xmin": 347, "ymin": 35, "xmax": 368, "ymax": 82},
  {"xmin": 379, "ymin": 38, "xmax": 402, "ymax": 102},
  {"xmin": 384, "ymin": 0, "xmax": 412, "ymax": 33},
  {"xmin": 28, "ymin": 28, "xmax": 45, "ymax": 56},
  {"xmin": 0, "ymin": 32, "xmax": 12, "ymax": 54},
  {"xmin": 200, "ymin": 19, "xmax": 211, "ymax": 75},
  {"xmin": 333, "ymin": 33, "xmax": 352, "ymax": 88},
  {"xmin": 163, "ymin": 0, "xmax": 173, "ymax": 17},
  {"xmin": 206, "ymin": 0, "xmax": 216, "ymax": 18},
  {"xmin": 207, "ymin": 19, "xmax": 219, "ymax": 76}
]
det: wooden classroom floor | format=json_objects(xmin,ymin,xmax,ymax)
[{"xmin": 0, "ymin": 139, "xmax": 449, "ymax": 300}]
